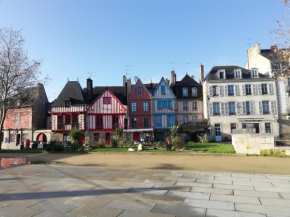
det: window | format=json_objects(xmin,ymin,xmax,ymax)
[
  {"xmin": 22, "ymin": 133, "xmax": 28, "ymax": 142},
  {"xmin": 161, "ymin": 85, "xmax": 166, "ymax": 94},
  {"xmin": 183, "ymin": 115, "xmax": 188, "ymax": 123},
  {"xmin": 228, "ymin": 85, "xmax": 234, "ymax": 96},
  {"xmin": 192, "ymin": 87, "xmax": 197, "ymax": 96},
  {"xmin": 245, "ymin": 85, "xmax": 252, "ymax": 95},
  {"xmin": 131, "ymin": 102, "xmax": 137, "ymax": 112},
  {"xmin": 262, "ymin": 84, "xmax": 268, "ymax": 94},
  {"xmin": 143, "ymin": 102, "xmax": 148, "ymax": 112},
  {"xmin": 94, "ymin": 133, "xmax": 99, "ymax": 142},
  {"xmin": 73, "ymin": 115, "xmax": 78, "ymax": 128},
  {"xmin": 219, "ymin": 70, "xmax": 225, "ymax": 79},
  {"xmin": 246, "ymin": 101, "xmax": 250, "ymax": 115},
  {"xmin": 157, "ymin": 100, "xmax": 162, "ymax": 109},
  {"xmin": 234, "ymin": 69, "xmax": 242, "ymax": 78},
  {"xmin": 14, "ymin": 113, "xmax": 20, "ymax": 124},
  {"xmin": 262, "ymin": 101, "xmax": 270, "ymax": 114},
  {"xmin": 167, "ymin": 101, "xmax": 172, "ymax": 109},
  {"xmin": 213, "ymin": 102, "xmax": 220, "ymax": 115},
  {"xmin": 167, "ymin": 116, "xmax": 173, "ymax": 127},
  {"xmin": 65, "ymin": 100, "xmax": 71, "ymax": 107},
  {"xmin": 228, "ymin": 102, "xmax": 236, "ymax": 115},
  {"xmin": 103, "ymin": 97, "xmax": 111, "ymax": 104},
  {"xmin": 144, "ymin": 118, "xmax": 149, "ymax": 128},
  {"xmin": 131, "ymin": 118, "xmax": 137, "ymax": 128},
  {"xmin": 265, "ymin": 123, "xmax": 271, "ymax": 133},
  {"xmin": 192, "ymin": 102, "xmax": 197, "ymax": 110},
  {"xmin": 251, "ymin": 69, "xmax": 258, "ymax": 78},
  {"xmin": 162, "ymin": 101, "xmax": 167, "ymax": 109},
  {"xmin": 213, "ymin": 86, "xmax": 218, "ymax": 96},
  {"xmin": 193, "ymin": 115, "xmax": 198, "ymax": 121},
  {"xmin": 96, "ymin": 115, "xmax": 103, "ymax": 128},
  {"xmin": 182, "ymin": 87, "xmax": 188, "ymax": 97},
  {"xmin": 155, "ymin": 116, "xmax": 162, "ymax": 127},
  {"xmin": 230, "ymin": 123, "xmax": 237, "ymax": 133},
  {"xmin": 113, "ymin": 115, "xmax": 119, "ymax": 128},
  {"xmin": 183, "ymin": 102, "xmax": 188, "ymax": 111},
  {"xmin": 65, "ymin": 115, "xmax": 71, "ymax": 124},
  {"xmin": 10, "ymin": 133, "xmax": 16, "ymax": 143},
  {"xmin": 137, "ymin": 87, "xmax": 142, "ymax": 95},
  {"xmin": 63, "ymin": 133, "xmax": 68, "ymax": 142},
  {"xmin": 275, "ymin": 63, "xmax": 282, "ymax": 71}
]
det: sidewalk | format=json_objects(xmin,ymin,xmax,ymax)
[{"xmin": 0, "ymin": 164, "xmax": 290, "ymax": 217}]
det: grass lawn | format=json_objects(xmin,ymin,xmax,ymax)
[
  {"xmin": 89, "ymin": 142, "xmax": 236, "ymax": 154},
  {"xmin": 186, "ymin": 142, "xmax": 236, "ymax": 154}
]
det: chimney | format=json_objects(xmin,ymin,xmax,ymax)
[
  {"xmin": 169, "ymin": 70, "xmax": 176, "ymax": 86},
  {"xmin": 123, "ymin": 75, "xmax": 127, "ymax": 96},
  {"xmin": 191, "ymin": 75, "xmax": 194, "ymax": 80},
  {"xmin": 199, "ymin": 63, "xmax": 204, "ymax": 84},
  {"xmin": 87, "ymin": 78, "xmax": 93, "ymax": 98},
  {"xmin": 126, "ymin": 78, "xmax": 131, "ymax": 96},
  {"xmin": 150, "ymin": 79, "xmax": 153, "ymax": 91}
]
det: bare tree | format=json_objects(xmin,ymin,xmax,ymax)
[{"xmin": 0, "ymin": 27, "xmax": 44, "ymax": 149}]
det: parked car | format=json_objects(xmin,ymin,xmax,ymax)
[{"xmin": 29, "ymin": 141, "xmax": 44, "ymax": 149}]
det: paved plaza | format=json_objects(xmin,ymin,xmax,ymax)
[{"xmin": 0, "ymin": 164, "xmax": 290, "ymax": 217}]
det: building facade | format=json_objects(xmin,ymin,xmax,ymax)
[
  {"xmin": 203, "ymin": 65, "xmax": 279, "ymax": 142},
  {"xmin": 153, "ymin": 77, "xmax": 176, "ymax": 140},
  {"xmin": 246, "ymin": 43, "xmax": 290, "ymax": 137},
  {"xmin": 2, "ymin": 83, "xmax": 49, "ymax": 149},
  {"xmin": 126, "ymin": 79, "xmax": 153, "ymax": 141}
]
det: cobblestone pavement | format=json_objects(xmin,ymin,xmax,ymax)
[{"xmin": 1, "ymin": 164, "xmax": 290, "ymax": 217}]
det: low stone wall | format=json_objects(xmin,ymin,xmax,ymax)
[{"xmin": 232, "ymin": 133, "xmax": 275, "ymax": 155}]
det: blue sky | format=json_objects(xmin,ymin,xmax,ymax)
[{"xmin": 0, "ymin": 0, "xmax": 287, "ymax": 101}]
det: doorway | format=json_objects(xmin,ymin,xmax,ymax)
[
  {"xmin": 16, "ymin": 134, "xmax": 21, "ymax": 145},
  {"xmin": 105, "ymin": 133, "xmax": 111, "ymax": 145},
  {"xmin": 215, "ymin": 124, "xmax": 222, "ymax": 142},
  {"xmin": 133, "ymin": 132, "xmax": 140, "ymax": 141}
]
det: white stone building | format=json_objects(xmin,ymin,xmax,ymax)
[
  {"xmin": 245, "ymin": 43, "xmax": 290, "ymax": 137},
  {"xmin": 203, "ymin": 65, "xmax": 279, "ymax": 142}
]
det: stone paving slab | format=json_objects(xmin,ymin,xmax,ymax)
[
  {"xmin": 210, "ymin": 194, "xmax": 261, "ymax": 204},
  {"xmin": 235, "ymin": 203, "xmax": 290, "ymax": 216},
  {"xmin": 151, "ymin": 204, "xmax": 206, "ymax": 217},
  {"xmin": 118, "ymin": 210, "xmax": 175, "ymax": 217},
  {"xmin": 105, "ymin": 199, "xmax": 156, "ymax": 211},
  {"xmin": 191, "ymin": 187, "xmax": 233, "ymax": 195},
  {"xmin": 259, "ymin": 197, "xmax": 290, "ymax": 207},
  {"xmin": 183, "ymin": 198, "xmax": 235, "ymax": 211},
  {"xmin": 166, "ymin": 190, "xmax": 210, "ymax": 200},
  {"xmin": 206, "ymin": 209, "xmax": 266, "ymax": 217}
]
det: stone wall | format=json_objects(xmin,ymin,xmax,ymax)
[{"xmin": 232, "ymin": 133, "xmax": 275, "ymax": 155}]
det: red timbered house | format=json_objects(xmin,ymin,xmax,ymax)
[
  {"xmin": 87, "ymin": 88, "xmax": 127, "ymax": 145},
  {"xmin": 51, "ymin": 81, "xmax": 86, "ymax": 144},
  {"xmin": 126, "ymin": 79, "xmax": 155, "ymax": 141}
]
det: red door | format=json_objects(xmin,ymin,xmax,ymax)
[
  {"xmin": 133, "ymin": 132, "xmax": 140, "ymax": 141},
  {"xmin": 80, "ymin": 134, "xmax": 85, "ymax": 145},
  {"xmin": 105, "ymin": 133, "xmax": 111, "ymax": 145}
]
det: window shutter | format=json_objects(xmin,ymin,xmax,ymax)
[
  {"xmin": 259, "ymin": 101, "xmax": 263, "ymax": 114},
  {"xmin": 242, "ymin": 85, "xmax": 246, "ymax": 96},
  {"xmin": 250, "ymin": 101, "xmax": 255, "ymax": 115},
  {"xmin": 221, "ymin": 102, "xmax": 225, "ymax": 115},
  {"xmin": 271, "ymin": 101, "xmax": 276, "ymax": 114},
  {"xmin": 209, "ymin": 103, "xmax": 213, "ymax": 116},
  {"xmin": 243, "ymin": 102, "xmax": 247, "ymax": 114},
  {"xmin": 258, "ymin": 84, "xmax": 262, "ymax": 95},
  {"xmin": 235, "ymin": 85, "xmax": 240, "ymax": 96},
  {"xmin": 224, "ymin": 102, "xmax": 229, "ymax": 115},
  {"xmin": 237, "ymin": 102, "xmax": 243, "ymax": 115},
  {"xmin": 219, "ymin": 86, "xmax": 224, "ymax": 97},
  {"xmin": 253, "ymin": 84, "xmax": 257, "ymax": 95},
  {"xmin": 269, "ymin": 83, "xmax": 274, "ymax": 95},
  {"xmin": 209, "ymin": 86, "xmax": 213, "ymax": 97},
  {"xmin": 224, "ymin": 85, "xmax": 228, "ymax": 96}
]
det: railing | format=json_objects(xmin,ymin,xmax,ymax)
[
  {"xmin": 178, "ymin": 121, "xmax": 208, "ymax": 127},
  {"xmin": 129, "ymin": 123, "xmax": 150, "ymax": 129},
  {"xmin": 57, "ymin": 124, "xmax": 72, "ymax": 130}
]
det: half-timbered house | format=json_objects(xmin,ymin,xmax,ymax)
[
  {"xmin": 87, "ymin": 87, "xmax": 127, "ymax": 144},
  {"xmin": 51, "ymin": 81, "xmax": 86, "ymax": 144},
  {"xmin": 126, "ymin": 79, "xmax": 154, "ymax": 141},
  {"xmin": 153, "ymin": 77, "xmax": 176, "ymax": 140}
]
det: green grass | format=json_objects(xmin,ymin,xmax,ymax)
[
  {"xmin": 186, "ymin": 142, "xmax": 236, "ymax": 154},
  {"xmin": 89, "ymin": 142, "xmax": 236, "ymax": 154}
]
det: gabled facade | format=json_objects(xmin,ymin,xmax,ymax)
[
  {"xmin": 2, "ymin": 84, "xmax": 49, "ymax": 149},
  {"xmin": 87, "ymin": 88, "xmax": 127, "ymax": 144},
  {"xmin": 126, "ymin": 79, "xmax": 153, "ymax": 141},
  {"xmin": 246, "ymin": 43, "xmax": 290, "ymax": 138},
  {"xmin": 203, "ymin": 65, "xmax": 279, "ymax": 142},
  {"xmin": 153, "ymin": 77, "xmax": 176, "ymax": 140},
  {"xmin": 51, "ymin": 81, "xmax": 86, "ymax": 144},
  {"xmin": 170, "ymin": 70, "xmax": 207, "ymax": 141}
]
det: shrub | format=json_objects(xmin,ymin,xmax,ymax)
[
  {"xmin": 198, "ymin": 134, "xmax": 211, "ymax": 143},
  {"xmin": 155, "ymin": 141, "xmax": 165, "ymax": 149},
  {"xmin": 69, "ymin": 127, "xmax": 83, "ymax": 150},
  {"xmin": 111, "ymin": 128, "xmax": 125, "ymax": 147},
  {"xmin": 44, "ymin": 139, "xmax": 64, "ymax": 152},
  {"xmin": 173, "ymin": 136, "xmax": 185, "ymax": 149}
]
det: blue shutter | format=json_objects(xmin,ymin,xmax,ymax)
[
  {"xmin": 161, "ymin": 85, "xmax": 165, "ymax": 94},
  {"xmin": 158, "ymin": 100, "xmax": 162, "ymax": 109}
]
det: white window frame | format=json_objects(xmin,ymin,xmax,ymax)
[
  {"xmin": 182, "ymin": 87, "xmax": 188, "ymax": 97},
  {"xmin": 192, "ymin": 101, "xmax": 197, "ymax": 110},
  {"xmin": 218, "ymin": 69, "xmax": 226, "ymax": 79},
  {"xmin": 251, "ymin": 68, "xmax": 259, "ymax": 78},
  {"xmin": 192, "ymin": 87, "xmax": 197, "ymax": 96},
  {"xmin": 234, "ymin": 69, "xmax": 242, "ymax": 79},
  {"xmin": 131, "ymin": 102, "xmax": 137, "ymax": 112}
]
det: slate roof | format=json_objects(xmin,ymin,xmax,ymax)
[
  {"xmin": 175, "ymin": 74, "xmax": 201, "ymax": 86},
  {"xmin": 260, "ymin": 49, "xmax": 288, "ymax": 70},
  {"xmin": 143, "ymin": 83, "xmax": 158, "ymax": 94},
  {"xmin": 51, "ymin": 81, "xmax": 86, "ymax": 107},
  {"xmin": 204, "ymin": 65, "xmax": 270, "ymax": 81}
]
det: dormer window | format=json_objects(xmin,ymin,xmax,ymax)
[
  {"xmin": 218, "ymin": 70, "xmax": 226, "ymax": 79},
  {"xmin": 103, "ymin": 97, "xmax": 111, "ymax": 105},
  {"xmin": 65, "ymin": 100, "xmax": 71, "ymax": 107},
  {"xmin": 251, "ymin": 68, "xmax": 259, "ymax": 78},
  {"xmin": 182, "ymin": 87, "xmax": 188, "ymax": 97},
  {"xmin": 234, "ymin": 69, "xmax": 242, "ymax": 79},
  {"xmin": 275, "ymin": 63, "xmax": 282, "ymax": 71},
  {"xmin": 137, "ymin": 87, "xmax": 142, "ymax": 95}
]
